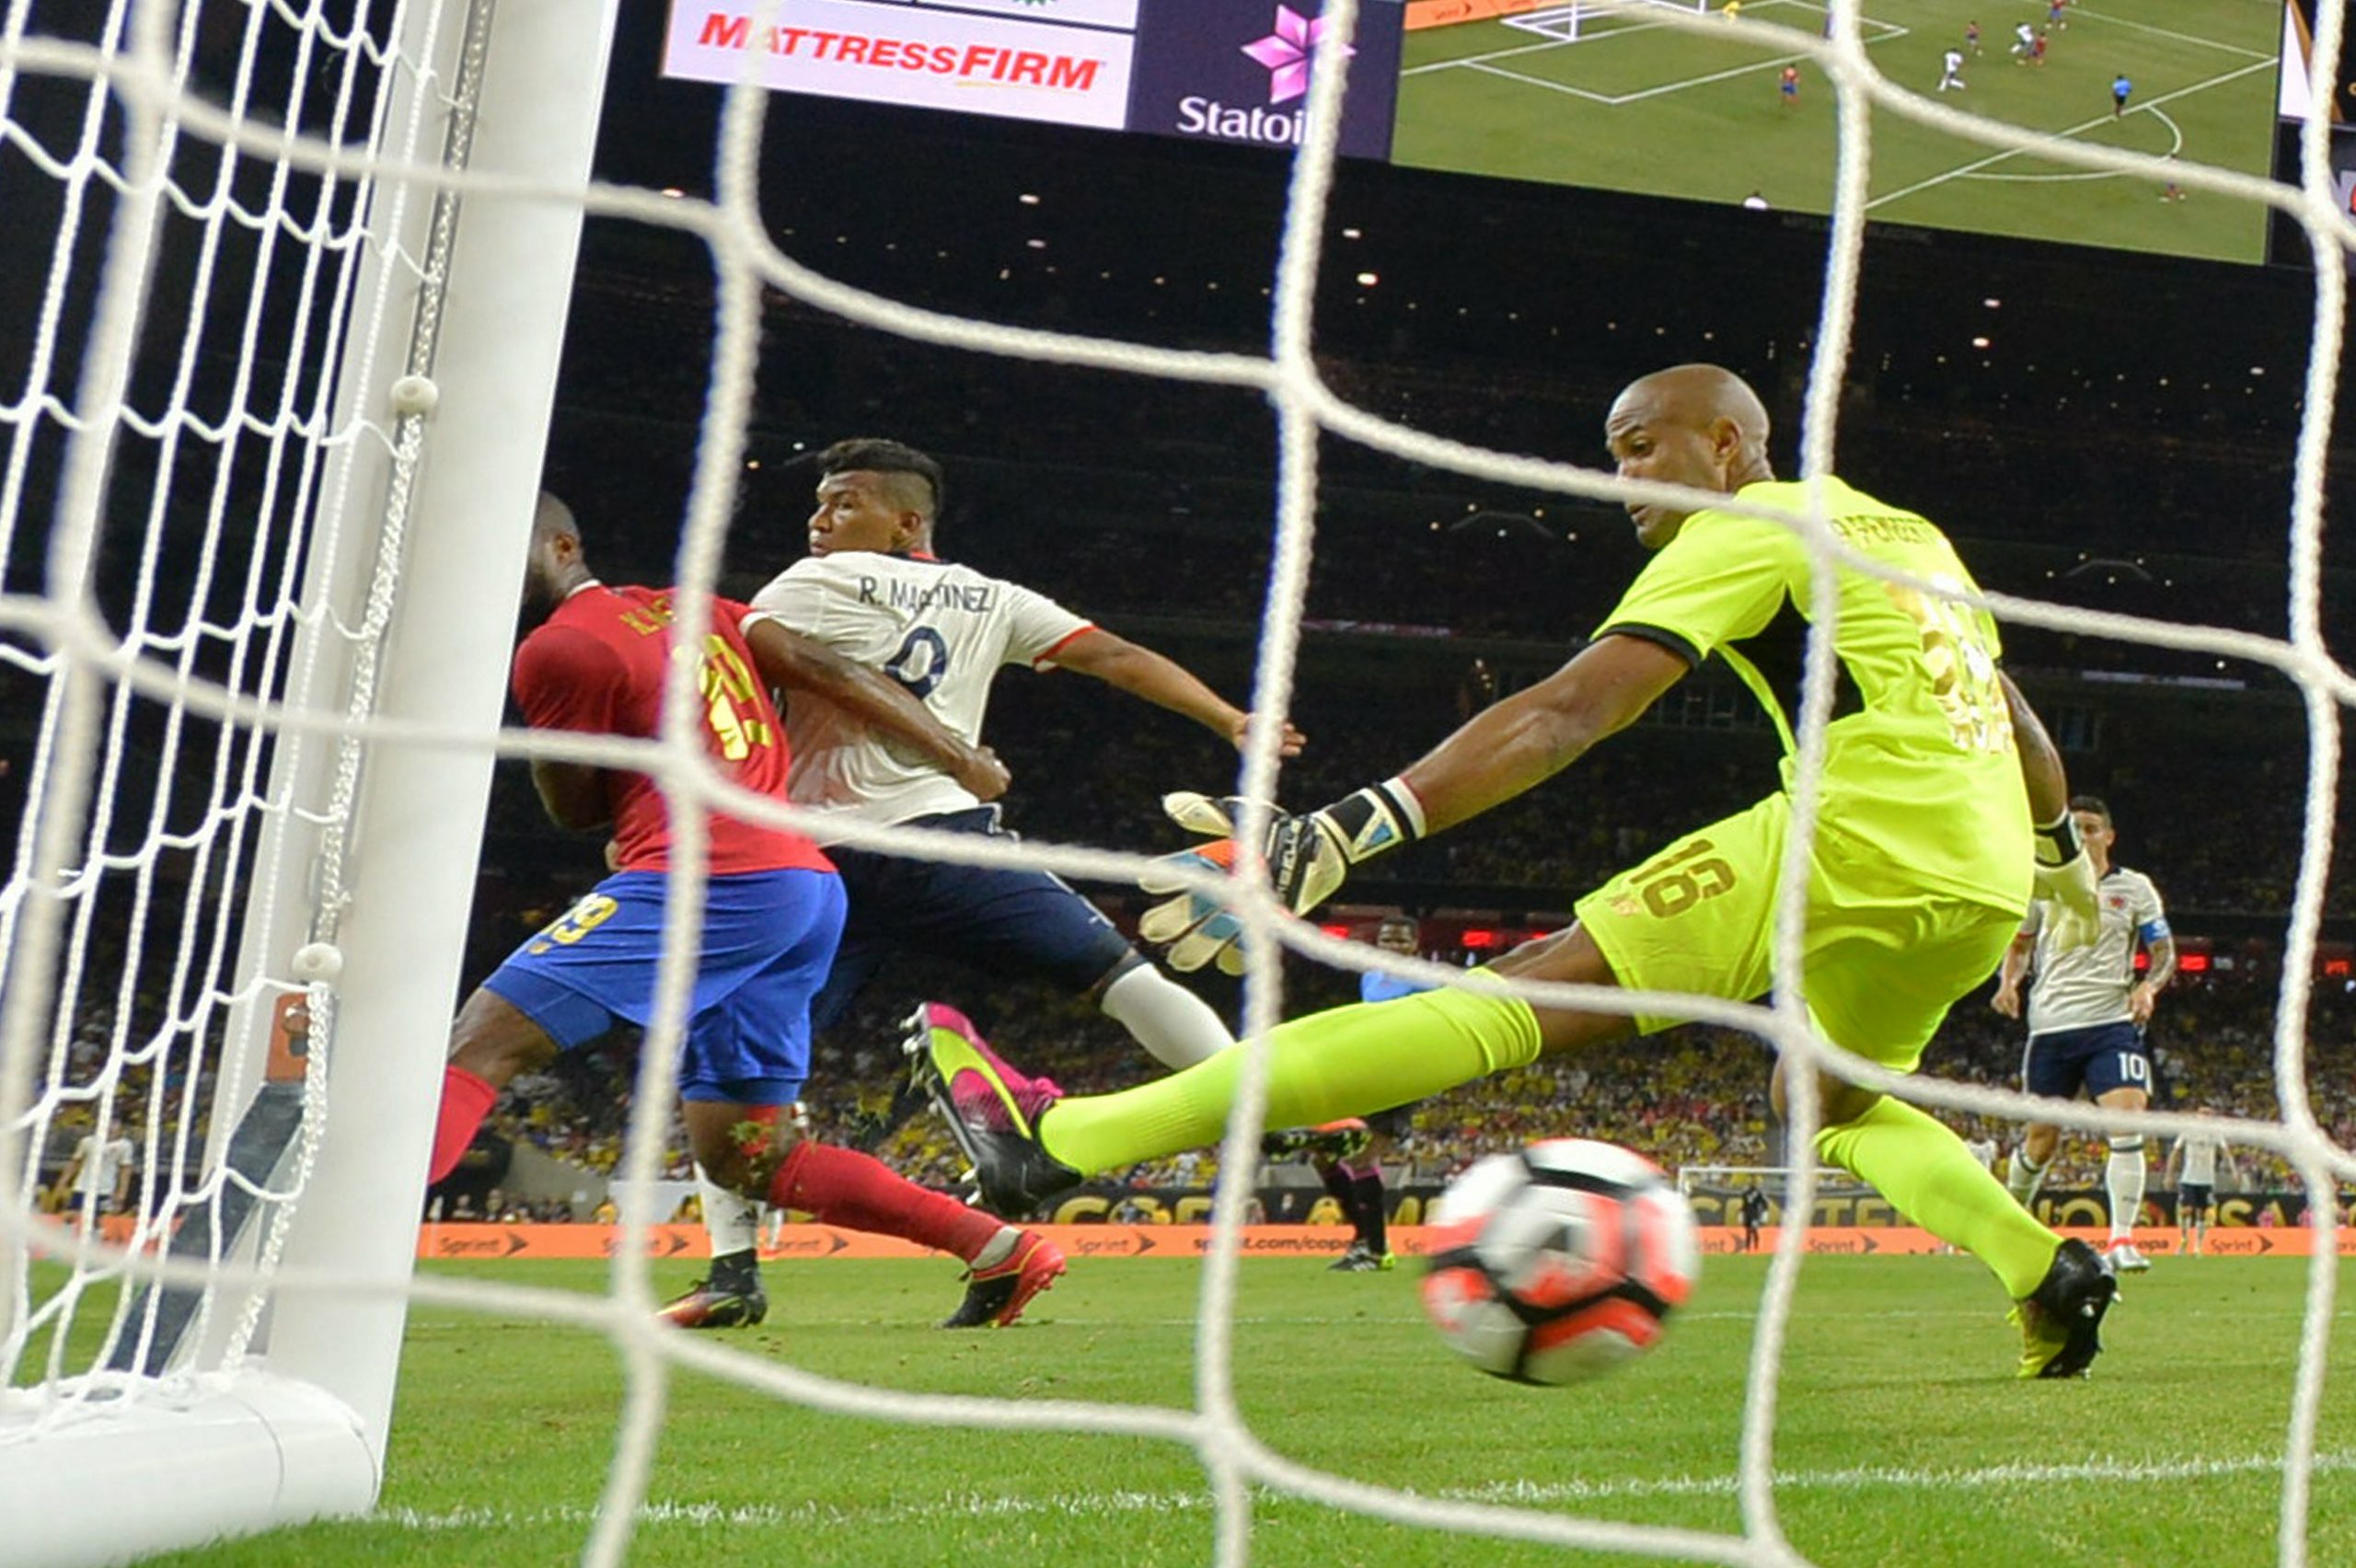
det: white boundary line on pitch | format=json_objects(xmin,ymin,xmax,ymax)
[
  {"xmin": 1403, "ymin": 0, "xmax": 1907, "ymax": 107},
  {"xmin": 1399, "ymin": 0, "xmax": 1774, "ymax": 75},
  {"xmin": 368, "ymin": 1450, "xmax": 2356, "ymax": 1531},
  {"xmin": 1965, "ymin": 106, "xmax": 2185, "ymax": 182},
  {"xmin": 1865, "ymin": 57, "xmax": 2277, "ymax": 209},
  {"xmin": 1036, "ymin": 1302, "xmax": 2354, "ymax": 1327},
  {"xmin": 1455, "ymin": 30, "xmax": 1910, "ymax": 108},
  {"xmin": 2066, "ymin": 3, "xmax": 2277, "ymax": 61},
  {"xmin": 1460, "ymin": 58, "xmax": 1621, "ymax": 105}
]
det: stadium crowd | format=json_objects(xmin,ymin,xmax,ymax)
[{"xmin": 458, "ymin": 944, "xmax": 2351, "ymax": 1208}]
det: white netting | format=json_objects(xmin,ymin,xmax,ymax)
[
  {"xmin": 1504, "ymin": 0, "xmax": 1714, "ymax": 47},
  {"xmin": 0, "ymin": 0, "xmax": 452, "ymax": 1418},
  {"xmin": 4, "ymin": 0, "xmax": 2353, "ymax": 1565},
  {"xmin": 1676, "ymin": 1167, "xmax": 1861, "ymax": 1198}
]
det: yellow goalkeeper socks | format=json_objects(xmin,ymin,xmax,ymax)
[
  {"xmin": 1815, "ymin": 1094, "xmax": 2059, "ymax": 1298},
  {"xmin": 1040, "ymin": 981, "xmax": 1544, "ymax": 1178}
]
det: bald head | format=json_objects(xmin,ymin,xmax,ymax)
[
  {"xmin": 1618, "ymin": 364, "xmax": 1770, "ymax": 448},
  {"xmin": 1604, "ymin": 363, "xmax": 1775, "ymax": 548},
  {"xmin": 533, "ymin": 491, "xmax": 580, "ymax": 545},
  {"xmin": 523, "ymin": 490, "xmax": 591, "ymax": 613}
]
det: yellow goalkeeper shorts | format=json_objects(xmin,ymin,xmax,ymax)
[{"xmin": 1571, "ymin": 793, "xmax": 2018, "ymax": 1072}]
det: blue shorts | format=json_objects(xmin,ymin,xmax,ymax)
[
  {"xmin": 2020, "ymin": 1020, "xmax": 2151, "ymax": 1102},
  {"xmin": 811, "ymin": 806, "xmax": 1134, "ymax": 1033},
  {"xmin": 482, "ymin": 868, "xmax": 845, "ymax": 1104}
]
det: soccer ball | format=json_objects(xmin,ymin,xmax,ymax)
[{"xmin": 1419, "ymin": 1138, "xmax": 1700, "ymax": 1386}]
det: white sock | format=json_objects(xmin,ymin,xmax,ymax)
[
  {"xmin": 699, "ymin": 1168, "xmax": 762, "ymax": 1260},
  {"xmin": 2106, "ymin": 1138, "xmax": 2146, "ymax": 1242},
  {"xmin": 1100, "ymin": 963, "xmax": 1232, "ymax": 1069},
  {"xmin": 970, "ymin": 1226, "xmax": 1020, "ymax": 1272},
  {"xmin": 2006, "ymin": 1147, "xmax": 2049, "ymax": 1205}
]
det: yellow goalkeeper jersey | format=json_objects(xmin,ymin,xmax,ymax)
[{"xmin": 1593, "ymin": 476, "xmax": 2032, "ymax": 913}]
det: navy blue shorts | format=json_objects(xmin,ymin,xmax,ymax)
[
  {"xmin": 2020, "ymin": 1020, "xmax": 2152, "ymax": 1102},
  {"xmin": 811, "ymin": 806, "xmax": 1134, "ymax": 1033},
  {"xmin": 482, "ymin": 867, "xmax": 845, "ymax": 1104}
]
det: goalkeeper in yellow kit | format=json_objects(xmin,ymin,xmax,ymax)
[{"xmin": 911, "ymin": 363, "xmax": 2118, "ymax": 1378}]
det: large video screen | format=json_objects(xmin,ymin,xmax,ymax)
[
  {"xmin": 2266, "ymin": 0, "xmax": 2355, "ymax": 266},
  {"xmin": 662, "ymin": 0, "xmax": 2289, "ymax": 264}
]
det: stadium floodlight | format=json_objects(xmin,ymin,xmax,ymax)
[{"xmin": 0, "ymin": 3, "xmax": 619, "ymax": 1562}]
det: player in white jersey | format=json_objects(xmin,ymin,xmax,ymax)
[
  {"xmin": 2165, "ymin": 1107, "xmax": 2237, "ymax": 1256},
  {"xmin": 51, "ymin": 1124, "xmax": 136, "ymax": 1219},
  {"xmin": 1937, "ymin": 47, "xmax": 1967, "ymax": 91},
  {"xmin": 1992, "ymin": 795, "xmax": 2175, "ymax": 1272},
  {"xmin": 664, "ymin": 438, "xmax": 1300, "ymax": 1328}
]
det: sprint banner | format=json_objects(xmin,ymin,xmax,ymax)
[{"xmin": 405, "ymin": 1222, "xmax": 2356, "ymax": 1262}]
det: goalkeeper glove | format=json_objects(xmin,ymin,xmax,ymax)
[
  {"xmin": 1137, "ymin": 781, "xmax": 1425, "ymax": 975},
  {"xmin": 2031, "ymin": 808, "xmax": 2102, "ymax": 952}
]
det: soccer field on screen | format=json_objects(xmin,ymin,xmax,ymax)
[
  {"xmin": 34, "ymin": 1254, "xmax": 2354, "ymax": 1568},
  {"xmin": 1392, "ymin": 0, "xmax": 2283, "ymax": 263}
]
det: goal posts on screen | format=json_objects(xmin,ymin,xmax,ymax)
[
  {"xmin": 1677, "ymin": 1166, "xmax": 1867, "ymax": 1201},
  {"xmin": 1502, "ymin": 0, "xmax": 1712, "ymax": 46},
  {"xmin": 0, "ymin": 3, "xmax": 619, "ymax": 1563}
]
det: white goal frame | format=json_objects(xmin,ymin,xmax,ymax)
[
  {"xmin": 1675, "ymin": 1165, "xmax": 1865, "ymax": 1199},
  {"xmin": 1504, "ymin": 0, "xmax": 1713, "ymax": 45},
  {"xmin": 0, "ymin": 4, "xmax": 618, "ymax": 1564}
]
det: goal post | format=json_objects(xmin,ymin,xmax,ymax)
[
  {"xmin": 1502, "ymin": 0, "xmax": 1714, "ymax": 45},
  {"xmin": 256, "ymin": 0, "xmax": 624, "ymax": 1460},
  {"xmin": 1675, "ymin": 1164, "xmax": 1865, "ymax": 1199},
  {"xmin": 0, "ymin": 2, "xmax": 618, "ymax": 1562}
]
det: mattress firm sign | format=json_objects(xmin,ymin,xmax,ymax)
[
  {"xmin": 664, "ymin": 0, "xmax": 1139, "ymax": 130},
  {"xmin": 661, "ymin": 0, "xmax": 1403, "ymax": 150}
]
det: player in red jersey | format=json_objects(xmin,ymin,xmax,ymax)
[
  {"xmin": 424, "ymin": 495, "xmax": 1064, "ymax": 1328},
  {"xmin": 1779, "ymin": 63, "xmax": 1799, "ymax": 106}
]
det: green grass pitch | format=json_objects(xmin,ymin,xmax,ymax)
[
  {"xmin": 25, "ymin": 1253, "xmax": 2356, "ymax": 1566},
  {"xmin": 1392, "ymin": 0, "xmax": 2283, "ymax": 262}
]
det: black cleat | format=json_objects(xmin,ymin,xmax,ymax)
[
  {"xmin": 656, "ymin": 1278, "xmax": 768, "ymax": 1330},
  {"xmin": 904, "ymin": 1002, "xmax": 1085, "ymax": 1216},
  {"xmin": 938, "ymin": 1232, "xmax": 1068, "ymax": 1329},
  {"xmin": 2011, "ymin": 1238, "xmax": 2118, "ymax": 1378},
  {"xmin": 1261, "ymin": 1118, "xmax": 1372, "ymax": 1162}
]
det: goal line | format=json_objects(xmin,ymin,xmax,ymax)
[{"xmin": 4, "ymin": 0, "xmax": 2353, "ymax": 1563}]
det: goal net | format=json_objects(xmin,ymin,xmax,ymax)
[
  {"xmin": 1676, "ymin": 1166, "xmax": 1865, "ymax": 1200},
  {"xmin": 4, "ymin": 0, "xmax": 2352, "ymax": 1564},
  {"xmin": 1, "ymin": 1, "xmax": 617, "ymax": 1562},
  {"xmin": 1504, "ymin": 0, "xmax": 1713, "ymax": 46}
]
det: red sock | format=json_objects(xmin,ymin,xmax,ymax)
[
  {"xmin": 428, "ymin": 1064, "xmax": 498, "ymax": 1185},
  {"xmin": 769, "ymin": 1141, "xmax": 1002, "ymax": 1262}
]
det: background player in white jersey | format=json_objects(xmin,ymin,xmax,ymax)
[
  {"xmin": 2165, "ymin": 1108, "xmax": 2237, "ymax": 1256},
  {"xmin": 50, "ymin": 1123, "xmax": 136, "ymax": 1219},
  {"xmin": 665, "ymin": 438, "xmax": 1301, "ymax": 1327},
  {"xmin": 1992, "ymin": 795, "xmax": 2175, "ymax": 1272}
]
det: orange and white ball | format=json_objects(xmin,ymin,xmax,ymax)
[{"xmin": 1420, "ymin": 1138, "xmax": 1700, "ymax": 1385}]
